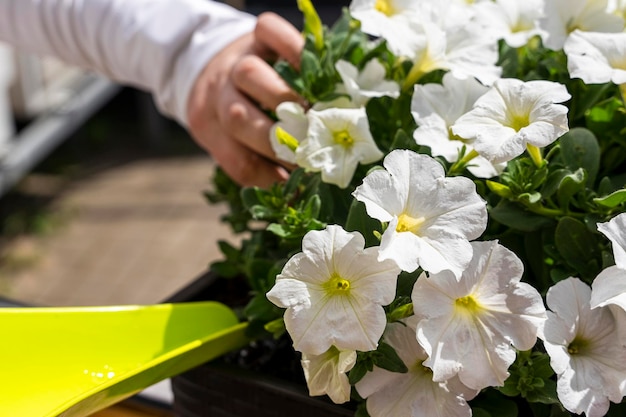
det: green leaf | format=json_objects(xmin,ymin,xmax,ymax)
[
  {"xmin": 554, "ymin": 216, "xmax": 601, "ymax": 279},
  {"xmin": 303, "ymin": 194, "xmax": 322, "ymax": 219},
  {"xmin": 345, "ymin": 199, "xmax": 383, "ymax": 247},
  {"xmin": 594, "ymin": 188, "xmax": 626, "ymax": 208},
  {"xmin": 348, "ymin": 360, "xmax": 371, "ymax": 385},
  {"xmin": 283, "ymin": 168, "xmax": 306, "ymax": 197},
  {"xmin": 301, "ymin": 49, "xmax": 322, "ymax": 85},
  {"xmin": 266, "ymin": 223, "xmax": 290, "ymax": 238},
  {"xmin": 250, "ymin": 205, "xmax": 277, "ymax": 220},
  {"xmin": 244, "ymin": 292, "xmax": 281, "ymax": 324},
  {"xmin": 241, "ymin": 187, "xmax": 261, "ymax": 210},
  {"xmin": 556, "ymin": 168, "xmax": 586, "ymax": 210},
  {"xmin": 263, "ymin": 317, "xmax": 286, "ymax": 339},
  {"xmin": 526, "ymin": 379, "xmax": 559, "ymax": 405},
  {"xmin": 558, "ymin": 128, "xmax": 600, "ymax": 186},
  {"xmin": 542, "ymin": 169, "xmax": 571, "ymax": 199},
  {"xmin": 490, "ymin": 201, "xmax": 554, "ymax": 232},
  {"xmin": 274, "ymin": 60, "xmax": 305, "ymax": 95},
  {"xmin": 374, "ymin": 342, "xmax": 408, "ymax": 374},
  {"xmin": 210, "ymin": 261, "xmax": 240, "ymax": 278},
  {"xmin": 354, "ymin": 401, "xmax": 371, "ymax": 417},
  {"xmin": 518, "ymin": 192, "xmax": 543, "ymax": 205}
]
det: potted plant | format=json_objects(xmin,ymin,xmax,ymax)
[{"xmin": 173, "ymin": 1, "xmax": 626, "ymax": 416}]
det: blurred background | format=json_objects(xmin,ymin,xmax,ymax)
[
  {"xmin": 0, "ymin": 0, "xmax": 347, "ymax": 308},
  {"xmin": 0, "ymin": 1, "xmax": 347, "ymax": 415}
]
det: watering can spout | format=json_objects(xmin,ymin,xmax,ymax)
[{"xmin": 0, "ymin": 302, "xmax": 249, "ymax": 417}]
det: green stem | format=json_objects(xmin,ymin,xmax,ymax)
[
  {"xmin": 521, "ymin": 202, "xmax": 584, "ymax": 219},
  {"xmin": 619, "ymin": 83, "xmax": 626, "ymax": 106},
  {"xmin": 402, "ymin": 61, "xmax": 425, "ymax": 92},
  {"xmin": 336, "ymin": 21, "xmax": 359, "ymax": 59},
  {"xmin": 448, "ymin": 149, "xmax": 479, "ymax": 175}
]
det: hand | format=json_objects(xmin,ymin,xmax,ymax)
[{"xmin": 186, "ymin": 12, "xmax": 304, "ymax": 188}]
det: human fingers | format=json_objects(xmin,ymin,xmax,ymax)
[
  {"xmin": 232, "ymin": 55, "xmax": 301, "ymax": 111},
  {"xmin": 195, "ymin": 121, "xmax": 288, "ymax": 188},
  {"xmin": 253, "ymin": 12, "xmax": 304, "ymax": 69},
  {"xmin": 216, "ymin": 82, "xmax": 278, "ymax": 160}
]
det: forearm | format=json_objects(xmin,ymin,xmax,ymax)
[{"xmin": 0, "ymin": 0, "xmax": 256, "ymax": 125}]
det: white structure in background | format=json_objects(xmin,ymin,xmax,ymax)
[
  {"xmin": 0, "ymin": 43, "xmax": 15, "ymax": 158},
  {"xmin": 0, "ymin": 46, "xmax": 120, "ymax": 196}
]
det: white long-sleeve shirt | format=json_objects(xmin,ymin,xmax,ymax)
[{"xmin": 0, "ymin": 0, "xmax": 257, "ymax": 125}]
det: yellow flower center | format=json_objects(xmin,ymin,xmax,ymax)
[
  {"xmin": 396, "ymin": 213, "xmax": 426, "ymax": 234},
  {"xmin": 510, "ymin": 19, "xmax": 533, "ymax": 34},
  {"xmin": 375, "ymin": 0, "xmax": 396, "ymax": 16},
  {"xmin": 333, "ymin": 130, "xmax": 355, "ymax": 148},
  {"xmin": 324, "ymin": 273, "xmax": 351, "ymax": 295},
  {"xmin": 508, "ymin": 113, "xmax": 530, "ymax": 132},
  {"xmin": 455, "ymin": 295, "xmax": 483, "ymax": 314},
  {"xmin": 413, "ymin": 359, "xmax": 432, "ymax": 374},
  {"xmin": 567, "ymin": 336, "xmax": 590, "ymax": 356}
]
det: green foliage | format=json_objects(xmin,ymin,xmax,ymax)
[
  {"xmin": 348, "ymin": 341, "xmax": 408, "ymax": 385},
  {"xmin": 498, "ymin": 350, "xmax": 558, "ymax": 405},
  {"xmin": 471, "ymin": 389, "xmax": 519, "ymax": 417}
]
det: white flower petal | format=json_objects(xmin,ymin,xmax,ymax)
[
  {"xmin": 356, "ymin": 321, "xmax": 476, "ymax": 417},
  {"xmin": 539, "ymin": 0, "xmax": 624, "ymax": 50},
  {"xmin": 452, "ymin": 78, "xmax": 570, "ymax": 163},
  {"xmin": 354, "ymin": 150, "xmax": 487, "ymax": 276},
  {"xmin": 565, "ymin": 30, "xmax": 626, "ymax": 85},
  {"xmin": 413, "ymin": 241, "xmax": 546, "ymax": 390},
  {"xmin": 270, "ymin": 101, "xmax": 309, "ymax": 163},
  {"xmin": 336, "ymin": 59, "xmax": 399, "ymax": 106},
  {"xmin": 267, "ymin": 225, "xmax": 401, "ymax": 355},
  {"xmin": 302, "ymin": 347, "xmax": 357, "ymax": 404},
  {"xmin": 296, "ymin": 107, "xmax": 383, "ymax": 188},
  {"xmin": 591, "ymin": 265, "xmax": 626, "ymax": 311},
  {"xmin": 598, "ymin": 213, "xmax": 626, "ymax": 270},
  {"xmin": 541, "ymin": 277, "xmax": 626, "ymax": 417}
]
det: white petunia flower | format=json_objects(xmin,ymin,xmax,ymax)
[
  {"xmin": 565, "ymin": 30, "xmax": 626, "ymax": 85},
  {"xmin": 540, "ymin": 277, "xmax": 626, "ymax": 417},
  {"xmin": 451, "ymin": 78, "xmax": 570, "ymax": 164},
  {"xmin": 270, "ymin": 101, "xmax": 309, "ymax": 164},
  {"xmin": 411, "ymin": 72, "xmax": 503, "ymax": 178},
  {"xmin": 352, "ymin": 149, "xmax": 487, "ymax": 276},
  {"xmin": 349, "ymin": 0, "xmax": 421, "ymax": 55},
  {"xmin": 295, "ymin": 106, "xmax": 383, "ymax": 189},
  {"xmin": 412, "ymin": 240, "xmax": 547, "ymax": 390},
  {"xmin": 355, "ymin": 318, "xmax": 478, "ymax": 417},
  {"xmin": 301, "ymin": 346, "xmax": 357, "ymax": 404},
  {"xmin": 335, "ymin": 59, "xmax": 400, "ymax": 107},
  {"xmin": 539, "ymin": 0, "xmax": 624, "ymax": 50},
  {"xmin": 266, "ymin": 225, "xmax": 401, "ymax": 355},
  {"xmin": 475, "ymin": 0, "xmax": 546, "ymax": 48},
  {"xmin": 591, "ymin": 266, "xmax": 626, "ymax": 313},
  {"xmin": 598, "ymin": 212, "xmax": 626, "ymax": 270},
  {"xmin": 398, "ymin": 5, "xmax": 501, "ymax": 87},
  {"xmin": 590, "ymin": 213, "xmax": 626, "ymax": 313}
]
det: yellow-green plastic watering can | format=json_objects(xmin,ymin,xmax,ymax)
[{"xmin": 0, "ymin": 302, "xmax": 249, "ymax": 417}]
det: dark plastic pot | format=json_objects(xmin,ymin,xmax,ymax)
[{"xmin": 167, "ymin": 271, "xmax": 356, "ymax": 417}]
